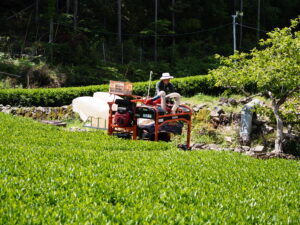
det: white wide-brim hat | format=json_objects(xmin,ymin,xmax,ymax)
[{"xmin": 160, "ymin": 72, "xmax": 174, "ymax": 80}]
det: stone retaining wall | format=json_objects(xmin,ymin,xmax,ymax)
[{"xmin": 0, "ymin": 104, "xmax": 74, "ymax": 120}]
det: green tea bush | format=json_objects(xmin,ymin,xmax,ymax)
[
  {"xmin": 0, "ymin": 113, "xmax": 299, "ymax": 224},
  {"xmin": 0, "ymin": 75, "xmax": 222, "ymax": 106},
  {"xmin": 0, "ymin": 84, "xmax": 108, "ymax": 106}
]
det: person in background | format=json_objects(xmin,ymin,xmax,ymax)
[
  {"xmin": 155, "ymin": 72, "xmax": 175, "ymax": 95},
  {"xmin": 146, "ymin": 72, "xmax": 180, "ymax": 113}
]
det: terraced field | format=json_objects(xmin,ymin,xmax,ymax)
[{"xmin": 0, "ymin": 113, "xmax": 299, "ymax": 224}]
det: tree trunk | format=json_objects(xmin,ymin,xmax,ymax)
[
  {"xmin": 35, "ymin": 0, "xmax": 40, "ymax": 41},
  {"xmin": 49, "ymin": 17, "xmax": 54, "ymax": 43},
  {"xmin": 23, "ymin": 12, "xmax": 33, "ymax": 54},
  {"xmin": 239, "ymin": 0, "xmax": 243, "ymax": 50},
  {"xmin": 139, "ymin": 47, "xmax": 142, "ymax": 64},
  {"xmin": 66, "ymin": 0, "xmax": 70, "ymax": 13},
  {"xmin": 154, "ymin": 0, "xmax": 158, "ymax": 62},
  {"xmin": 74, "ymin": 0, "xmax": 78, "ymax": 31},
  {"xmin": 27, "ymin": 73, "xmax": 30, "ymax": 89},
  {"xmin": 35, "ymin": 0, "xmax": 39, "ymax": 24},
  {"xmin": 48, "ymin": 0, "xmax": 55, "ymax": 43},
  {"xmin": 102, "ymin": 41, "xmax": 106, "ymax": 63},
  {"xmin": 117, "ymin": 0, "xmax": 122, "ymax": 43},
  {"xmin": 271, "ymin": 99, "xmax": 284, "ymax": 153},
  {"xmin": 121, "ymin": 41, "xmax": 124, "ymax": 64},
  {"xmin": 172, "ymin": 0, "xmax": 175, "ymax": 60},
  {"xmin": 257, "ymin": 0, "xmax": 261, "ymax": 40}
]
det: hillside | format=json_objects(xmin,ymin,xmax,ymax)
[
  {"xmin": 0, "ymin": 113, "xmax": 299, "ymax": 224},
  {"xmin": 1, "ymin": 1, "xmax": 299, "ymax": 87}
]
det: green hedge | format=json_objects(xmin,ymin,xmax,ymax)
[
  {"xmin": 1, "ymin": 113, "xmax": 300, "ymax": 224},
  {"xmin": 0, "ymin": 75, "xmax": 222, "ymax": 106}
]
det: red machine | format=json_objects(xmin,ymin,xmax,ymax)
[{"xmin": 107, "ymin": 81, "xmax": 192, "ymax": 149}]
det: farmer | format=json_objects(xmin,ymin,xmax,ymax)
[
  {"xmin": 147, "ymin": 72, "xmax": 181, "ymax": 113},
  {"xmin": 155, "ymin": 72, "xmax": 175, "ymax": 95}
]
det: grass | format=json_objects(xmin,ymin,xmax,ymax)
[
  {"xmin": 181, "ymin": 93, "xmax": 220, "ymax": 107},
  {"xmin": 0, "ymin": 113, "xmax": 300, "ymax": 224},
  {"xmin": 182, "ymin": 93, "xmax": 271, "ymax": 114},
  {"xmin": 179, "ymin": 93, "xmax": 276, "ymax": 147}
]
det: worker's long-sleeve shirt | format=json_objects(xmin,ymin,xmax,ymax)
[{"xmin": 155, "ymin": 80, "xmax": 175, "ymax": 96}]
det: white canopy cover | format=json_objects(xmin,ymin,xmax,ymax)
[{"xmin": 72, "ymin": 92, "xmax": 122, "ymax": 128}]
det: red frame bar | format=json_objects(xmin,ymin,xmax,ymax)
[
  {"xmin": 108, "ymin": 101, "xmax": 192, "ymax": 148},
  {"xmin": 153, "ymin": 105, "xmax": 192, "ymax": 148}
]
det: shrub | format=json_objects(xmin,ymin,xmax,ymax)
[
  {"xmin": 0, "ymin": 75, "xmax": 222, "ymax": 106},
  {"xmin": 0, "ymin": 113, "xmax": 299, "ymax": 224}
]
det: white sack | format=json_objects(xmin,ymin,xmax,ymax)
[
  {"xmin": 93, "ymin": 92, "xmax": 122, "ymax": 102},
  {"xmin": 93, "ymin": 92, "xmax": 122, "ymax": 111},
  {"xmin": 72, "ymin": 96, "xmax": 109, "ymax": 122},
  {"xmin": 72, "ymin": 93, "xmax": 123, "ymax": 129}
]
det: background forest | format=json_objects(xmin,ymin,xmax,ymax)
[{"xmin": 0, "ymin": 0, "xmax": 299, "ymax": 87}]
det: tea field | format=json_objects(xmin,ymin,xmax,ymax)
[{"xmin": 0, "ymin": 113, "xmax": 299, "ymax": 224}]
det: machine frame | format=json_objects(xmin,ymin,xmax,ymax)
[{"xmin": 107, "ymin": 97, "xmax": 192, "ymax": 148}]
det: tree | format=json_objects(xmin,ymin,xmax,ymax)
[
  {"xmin": 154, "ymin": 0, "xmax": 158, "ymax": 62},
  {"xmin": 171, "ymin": 0, "xmax": 175, "ymax": 53},
  {"xmin": 210, "ymin": 17, "xmax": 300, "ymax": 153},
  {"xmin": 66, "ymin": 0, "xmax": 70, "ymax": 13},
  {"xmin": 48, "ymin": 0, "xmax": 56, "ymax": 43},
  {"xmin": 117, "ymin": 0, "xmax": 122, "ymax": 43},
  {"xmin": 74, "ymin": 0, "xmax": 78, "ymax": 31}
]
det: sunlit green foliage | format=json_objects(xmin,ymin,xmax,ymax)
[
  {"xmin": 0, "ymin": 74, "xmax": 222, "ymax": 106},
  {"xmin": 210, "ymin": 17, "xmax": 300, "ymax": 100},
  {"xmin": 210, "ymin": 17, "xmax": 300, "ymax": 152},
  {"xmin": 0, "ymin": 113, "xmax": 299, "ymax": 224}
]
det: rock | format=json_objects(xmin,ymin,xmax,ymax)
[
  {"xmin": 36, "ymin": 106, "xmax": 45, "ymax": 113},
  {"xmin": 10, "ymin": 107, "xmax": 18, "ymax": 115},
  {"xmin": 212, "ymin": 117, "xmax": 220, "ymax": 123},
  {"xmin": 252, "ymin": 145, "xmax": 265, "ymax": 153},
  {"xmin": 228, "ymin": 98, "xmax": 238, "ymax": 106},
  {"xmin": 234, "ymin": 147, "xmax": 243, "ymax": 153},
  {"xmin": 252, "ymin": 153, "xmax": 270, "ymax": 159},
  {"xmin": 263, "ymin": 125, "xmax": 274, "ymax": 133},
  {"xmin": 45, "ymin": 108, "xmax": 51, "ymax": 115},
  {"xmin": 235, "ymin": 147, "xmax": 251, "ymax": 153},
  {"xmin": 191, "ymin": 143, "xmax": 206, "ymax": 150},
  {"xmin": 238, "ymin": 97, "xmax": 251, "ymax": 104},
  {"xmin": 218, "ymin": 102, "xmax": 229, "ymax": 106},
  {"xmin": 241, "ymin": 146, "xmax": 251, "ymax": 151},
  {"xmin": 252, "ymin": 119, "xmax": 264, "ymax": 125},
  {"xmin": 219, "ymin": 114, "xmax": 230, "ymax": 125},
  {"xmin": 213, "ymin": 106, "xmax": 225, "ymax": 115},
  {"xmin": 232, "ymin": 113, "xmax": 241, "ymax": 123},
  {"xmin": 251, "ymin": 152, "xmax": 296, "ymax": 160},
  {"xmin": 219, "ymin": 97, "xmax": 228, "ymax": 104},
  {"xmin": 224, "ymin": 136, "xmax": 232, "ymax": 143},
  {"xmin": 197, "ymin": 103, "xmax": 206, "ymax": 109},
  {"xmin": 210, "ymin": 111, "xmax": 219, "ymax": 117},
  {"xmin": 69, "ymin": 127, "xmax": 88, "ymax": 132},
  {"xmin": 2, "ymin": 108, "xmax": 12, "ymax": 114},
  {"xmin": 193, "ymin": 107, "xmax": 200, "ymax": 113},
  {"xmin": 245, "ymin": 151, "xmax": 256, "ymax": 157},
  {"xmin": 193, "ymin": 103, "xmax": 207, "ymax": 113},
  {"xmin": 206, "ymin": 144, "xmax": 220, "ymax": 150},
  {"xmin": 40, "ymin": 120, "xmax": 67, "ymax": 127}
]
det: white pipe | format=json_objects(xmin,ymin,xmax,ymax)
[{"xmin": 147, "ymin": 71, "xmax": 153, "ymax": 98}]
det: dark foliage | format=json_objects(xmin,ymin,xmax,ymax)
[{"xmin": 0, "ymin": 0, "xmax": 299, "ymax": 86}]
